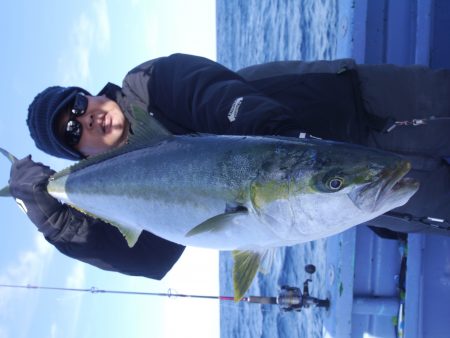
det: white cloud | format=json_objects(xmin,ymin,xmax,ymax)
[
  {"xmin": 161, "ymin": 247, "xmax": 220, "ymax": 338},
  {"xmin": 110, "ymin": 248, "xmax": 219, "ymax": 338},
  {"xmin": 65, "ymin": 262, "xmax": 86, "ymax": 289},
  {"xmin": 0, "ymin": 234, "xmax": 55, "ymax": 336},
  {"xmin": 57, "ymin": 0, "xmax": 111, "ymax": 85},
  {"xmin": 140, "ymin": 0, "xmax": 216, "ymax": 60},
  {"xmin": 0, "ymin": 234, "xmax": 54, "ymax": 293},
  {"xmin": 59, "ymin": 262, "xmax": 86, "ymax": 338},
  {"xmin": 142, "ymin": 19, "xmax": 161, "ymax": 59},
  {"xmin": 35, "ymin": 233, "xmax": 54, "ymax": 255},
  {"xmin": 130, "ymin": 0, "xmax": 141, "ymax": 7},
  {"xmin": 50, "ymin": 323, "xmax": 58, "ymax": 338},
  {"xmin": 164, "ymin": 248, "xmax": 219, "ymax": 292},
  {"xmin": 92, "ymin": 0, "xmax": 111, "ymax": 51}
]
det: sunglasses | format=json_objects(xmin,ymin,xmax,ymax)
[{"xmin": 64, "ymin": 93, "xmax": 88, "ymax": 146}]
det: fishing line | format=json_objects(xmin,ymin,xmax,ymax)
[
  {"xmin": 0, "ymin": 283, "xmax": 283, "ymax": 316},
  {"xmin": 0, "ymin": 265, "xmax": 329, "ymax": 313}
]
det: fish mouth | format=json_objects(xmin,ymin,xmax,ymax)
[{"xmin": 350, "ymin": 160, "xmax": 419, "ymax": 212}]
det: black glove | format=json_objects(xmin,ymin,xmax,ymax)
[
  {"xmin": 9, "ymin": 155, "xmax": 54, "ymax": 198},
  {"xmin": 9, "ymin": 155, "xmax": 64, "ymax": 237}
]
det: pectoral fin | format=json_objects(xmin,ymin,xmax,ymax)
[
  {"xmin": 128, "ymin": 106, "xmax": 172, "ymax": 145},
  {"xmin": 185, "ymin": 209, "xmax": 248, "ymax": 237},
  {"xmin": 232, "ymin": 250, "xmax": 263, "ymax": 301}
]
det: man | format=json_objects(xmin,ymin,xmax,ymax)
[{"xmin": 9, "ymin": 54, "xmax": 450, "ymax": 280}]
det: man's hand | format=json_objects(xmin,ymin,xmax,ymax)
[
  {"xmin": 9, "ymin": 155, "xmax": 55, "ymax": 203},
  {"xmin": 7, "ymin": 155, "xmax": 64, "ymax": 235}
]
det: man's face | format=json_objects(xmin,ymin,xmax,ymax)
[{"xmin": 56, "ymin": 94, "xmax": 129, "ymax": 157}]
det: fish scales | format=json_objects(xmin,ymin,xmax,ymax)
[{"xmin": 47, "ymin": 134, "xmax": 417, "ymax": 251}]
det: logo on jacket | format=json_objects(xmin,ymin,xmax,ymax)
[
  {"xmin": 228, "ymin": 97, "xmax": 243, "ymax": 122},
  {"xmin": 15, "ymin": 198, "xmax": 28, "ymax": 214}
]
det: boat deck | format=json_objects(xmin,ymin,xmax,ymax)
[{"xmin": 324, "ymin": 1, "xmax": 450, "ymax": 337}]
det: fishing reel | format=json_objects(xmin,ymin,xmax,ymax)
[{"xmin": 277, "ymin": 264, "xmax": 330, "ymax": 312}]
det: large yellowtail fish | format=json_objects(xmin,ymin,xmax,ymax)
[{"xmin": 1, "ymin": 108, "xmax": 419, "ymax": 300}]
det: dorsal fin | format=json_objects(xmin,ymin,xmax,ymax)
[{"xmin": 128, "ymin": 105, "xmax": 172, "ymax": 144}]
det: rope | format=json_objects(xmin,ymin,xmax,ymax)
[
  {"xmin": 385, "ymin": 211, "xmax": 450, "ymax": 232},
  {"xmin": 385, "ymin": 115, "xmax": 450, "ymax": 133}
]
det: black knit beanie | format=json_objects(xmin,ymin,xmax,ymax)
[{"xmin": 27, "ymin": 86, "xmax": 91, "ymax": 160}]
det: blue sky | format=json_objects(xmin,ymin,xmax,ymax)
[{"xmin": 0, "ymin": 1, "xmax": 219, "ymax": 337}]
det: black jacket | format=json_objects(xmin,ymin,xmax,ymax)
[
  {"xmin": 14, "ymin": 54, "xmax": 369, "ymax": 279},
  {"xmin": 122, "ymin": 54, "xmax": 368, "ymax": 141}
]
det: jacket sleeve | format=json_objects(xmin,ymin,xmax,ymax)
[
  {"xmin": 122, "ymin": 54, "xmax": 304, "ymax": 137},
  {"xmin": 9, "ymin": 156, "xmax": 184, "ymax": 280}
]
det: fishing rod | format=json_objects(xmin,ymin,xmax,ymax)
[
  {"xmin": 0, "ymin": 264, "xmax": 329, "ymax": 312},
  {"xmin": 0, "ymin": 283, "xmax": 254, "ymax": 302}
]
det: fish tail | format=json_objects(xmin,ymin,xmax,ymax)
[{"xmin": 0, "ymin": 147, "xmax": 18, "ymax": 197}]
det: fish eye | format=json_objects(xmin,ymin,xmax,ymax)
[{"xmin": 327, "ymin": 177, "xmax": 344, "ymax": 191}]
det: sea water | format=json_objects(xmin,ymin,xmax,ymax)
[{"xmin": 217, "ymin": 1, "xmax": 340, "ymax": 337}]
